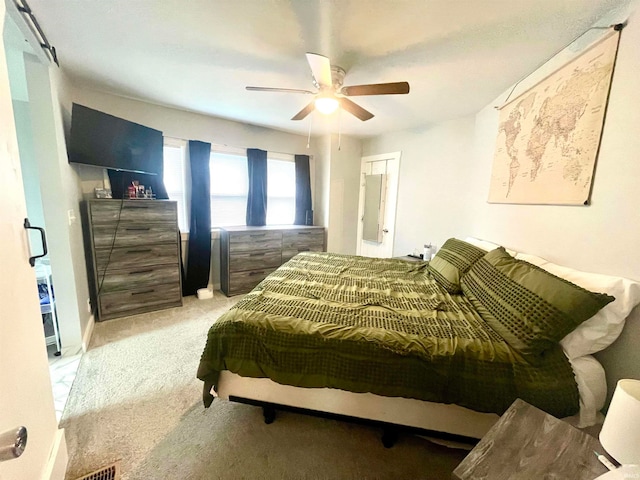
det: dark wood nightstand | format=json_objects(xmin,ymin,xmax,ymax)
[{"xmin": 452, "ymin": 399, "xmax": 610, "ymax": 480}]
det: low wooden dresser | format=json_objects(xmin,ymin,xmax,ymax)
[
  {"xmin": 220, "ymin": 225, "xmax": 325, "ymax": 296},
  {"xmin": 85, "ymin": 199, "xmax": 182, "ymax": 320}
]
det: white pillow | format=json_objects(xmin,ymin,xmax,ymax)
[
  {"xmin": 515, "ymin": 253, "xmax": 640, "ymax": 359},
  {"xmin": 567, "ymin": 355, "xmax": 607, "ymax": 428},
  {"xmin": 464, "ymin": 237, "xmax": 517, "ymax": 256}
]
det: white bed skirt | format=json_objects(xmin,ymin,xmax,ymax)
[
  {"xmin": 215, "ymin": 371, "xmax": 500, "ymax": 439},
  {"xmin": 212, "ymin": 349, "xmax": 606, "ymax": 438}
]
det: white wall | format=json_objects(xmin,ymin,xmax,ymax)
[
  {"xmin": 470, "ymin": 9, "xmax": 640, "ymax": 282},
  {"xmin": 363, "ymin": 1, "xmax": 640, "ymax": 406},
  {"xmin": 325, "ymin": 134, "xmax": 362, "ymax": 254},
  {"xmin": 22, "ymin": 55, "xmax": 89, "ymax": 354},
  {"xmin": 13, "ymin": 100, "xmax": 46, "ymax": 230},
  {"xmin": 314, "ymin": 135, "xmax": 331, "ymax": 232},
  {"xmin": 363, "ymin": 117, "xmax": 477, "ymax": 256}
]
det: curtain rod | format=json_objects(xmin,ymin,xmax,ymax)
[
  {"xmin": 497, "ymin": 22, "xmax": 625, "ymax": 108},
  {"xmin": 14, "ymin": 0, "xmax": 59, "ymax": 66},
  {"xmin": 164, "ymin": 136, "xmax": 308, "ymax": 158}
]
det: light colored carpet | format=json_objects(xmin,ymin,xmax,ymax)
[{"xmin": 61, "ymin": 293, "xmax": 468, "ymax": 480}]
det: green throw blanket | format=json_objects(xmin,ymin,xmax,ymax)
[{"xmin": 197, "ymin": 252, "xmax": 579, "ymax": 417}]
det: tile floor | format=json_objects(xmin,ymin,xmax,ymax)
[{"xmin": 47, "ymin": 344, "xmax": 82, "ymax": 421}]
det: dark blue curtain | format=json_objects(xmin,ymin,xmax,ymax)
[
  {"xmin": 246, "ymin": 148, "xmax": 268, "ymax": 226},
  {"xmin": 182, "ymin": 140, "xmax": 212, "ymax": 296},
  {"xmin": 294, "ymin": 154, "xmax": 312, "ymax": 225}
]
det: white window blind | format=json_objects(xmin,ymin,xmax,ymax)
[
  {"xmin": 163, "ymin": 142, "xmax": 188, "ymax": 231},
  {"xmin": 266, "ymin": 158, "xmax": 295, "ymax": 225},
  {"xmin": 210, "ymin": 152, "xmax": 248, "ymax": 227}
]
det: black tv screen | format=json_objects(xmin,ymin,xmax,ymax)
[{"xmin": 68, "ymin": 103, "xmax": 163, "ymax": 175}]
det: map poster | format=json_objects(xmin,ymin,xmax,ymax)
[{"xmin": 488, "ymin": 31, "xmax": 618, "ymax": 205}]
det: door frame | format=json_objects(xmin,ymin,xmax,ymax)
[{"xmin": 356, "ymin": 152, "xmax": 401, "ymax": 258}]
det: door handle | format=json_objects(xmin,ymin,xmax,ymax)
[
  {"xmin": 0, "ymin": 426, "xmax": 27, "ymax": 462},
  {"xmin": 24, "ymin": 218, "xmax": 48, "ymax": 267},
  {"xmin": 382, "ymin": 229, "xmax": 389, "ymax": 233}
]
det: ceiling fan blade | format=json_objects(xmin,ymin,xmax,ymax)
[
  {"xmin": 291, "ymin": 101, "xmax": 316, "ymax": 121},
  {"xmin": 341, "ymin": 82, "xmax": 410, "ymax": 96},
  {"xmin": 339, "ymin": 98, "xmax": 374, "ymax": 121},
  {"xmin": 246, "ymin": 86, "xmax": 315, "ymax": 94},
  {"xmin": 305, "ymin": 52, "xmax": 332, "ymax": 88}
]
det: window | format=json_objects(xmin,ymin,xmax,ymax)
[
  {"xmin": 266, "ymin": 158, "xmax": 295, "ymax": 225},
  {"xmin": 163, "ymin": 141, "xmax": 188, "ymax": 231},
  {"xmin": 164, "ymin": 139, "xmax": 300, "ymax": 230},
  {"xmin": 210, "ymin": 152, "xmax": 248, "ymax": 227},
  {"xmin": 209, "ymin": 152, "xmax": 296, "ymax": 227}
]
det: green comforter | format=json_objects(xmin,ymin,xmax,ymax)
[{"xmin": 197, "ymin": 252, "xmax": 579, "ymax": 417}]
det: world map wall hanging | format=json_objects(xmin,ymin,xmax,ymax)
[{"xmin": 488, "ymin": 30, "xmax": 619, "ymax": 205}]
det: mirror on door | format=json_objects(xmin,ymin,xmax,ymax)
[{"xmin": 362, "ymin": 173, "xmax": 386, "ymax": 243}]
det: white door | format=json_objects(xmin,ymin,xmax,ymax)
[
  {"xmin": 356, "ymin": 152, "xmax": 401, "ymax": 258},
  {"xmin": 0, "ymin": 6, "xmax": 66, "ymax": 480}
]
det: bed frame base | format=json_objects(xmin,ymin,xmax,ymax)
[
  {"xmin": 229, "ymin": 395, "xmax": 479, "ymax": 448},
  {"xmin": 216, "ymin": 371, "xmax": 499, "ymax": 442}
]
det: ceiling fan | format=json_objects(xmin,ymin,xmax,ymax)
[{"xmin": 246, "ymin": 53, "xmax": 410, "ymax": 122}]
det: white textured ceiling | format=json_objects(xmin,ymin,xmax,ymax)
[{"xmin": 28, "ymin": 0, "xmax": 628, "ymax": 138}]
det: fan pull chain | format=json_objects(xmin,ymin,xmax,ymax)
[{"xmin": 306, "ymin": 113, "xmax": 313, "ymax": 149}]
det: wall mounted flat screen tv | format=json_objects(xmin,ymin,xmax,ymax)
[{"xmin": 68, "ymin": 103, "xmax": 163, "ymax": 175}]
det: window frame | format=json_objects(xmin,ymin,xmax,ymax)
[{"xmin": 163, "ymin": 138, "xmax": 313, "ymax": 234}]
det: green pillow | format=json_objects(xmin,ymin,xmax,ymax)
[
  {"xmin": 427, "ymin": 238, "xmax": 487, "ymax": 293},
  {"xmin": 461, "ymin": 247, "xmax": 615, "ymax": 359}
]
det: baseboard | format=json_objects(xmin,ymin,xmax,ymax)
[
  {"xmin": 43, "ymin": 428, "xmax": 67, "ymax": 480},
  {"xmin": 82, "ymin": 314, "xmax": 95, "ymax": 352}
]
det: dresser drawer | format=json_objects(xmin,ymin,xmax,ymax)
[
  {"xmin": 90, "ymin": 200, "xmax": 177, "ymax": 224},
  {"xmin": 229, "ymin": 231, "xmax": 282, "ymax": 253},
  {"xmin": 93, "ymin": 223, "xmax": 178, "ymax": 248},
  {"xmin": 99, "ymin": 283, "xmax": 182, "ymax": 319},
  {"xmin": 95, "ymin": 243, "xmax": 179, "ymax": 274},
  {"xmin": 282, "ymin": 245, "xmax": 324, "ymax": 263},
  {"xmin": 229, "ymin": 249, "xmax": 281, "ymax": 273},
  {"xmin": 228, "ymin": 267, "xmax": 278, "ymax": 296},
  {"xmin": 98, "ymin": 265, "xmax": 181, "ymax": 293},
  {"xmin": 282, "ymin": 229, "xmax": 324, "ymax": 249}
]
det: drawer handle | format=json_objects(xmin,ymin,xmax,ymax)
[
  {"xmin": 123, "ymin": 204, "xmax": 149, "ymax": 209},
  {"xmin": 126, "ymin": 249, "xmax": 152, "ymax": 254},
  {"xmin": 298, "ymin": 248, "xmax": 310, "ymax": 252},
  {"xmin": 249, "ymin": 271, "xmax": 265, "ymax": 276},
  {"xmin": 249, "ymin": 234, "xmax": 266, "ymax": 237},
  {"xmin": 297, "ymin": 232, "xmax": 311, "ymax": 235},
  {"xmin": 249, "ymin": 252, "xmax": 266, "ymax": 257},
  {"xmin": 129, "ymin": 269, "xmax": 153, "ymax": 275},
  {"xmin": 125, "ymin": 227, "xmax": 151, "ymax": 231},
  {"xmin": 131, "ymin": 289, "xmax": 155, "ymax": 295}
]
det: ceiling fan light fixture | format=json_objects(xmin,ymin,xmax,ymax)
[{"xmin": 315, "ymin": 95, "xmax": 339, "ymax": 115}]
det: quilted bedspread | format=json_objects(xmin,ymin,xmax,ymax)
[{"xmin": 197, "ymin": 252, "xmax": 579, "ymax": 417}]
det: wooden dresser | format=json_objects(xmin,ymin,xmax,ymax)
[
  {"xmin": 85, "ymin": 200, "xmax": 182, "ymax": 320},
  {"xmin": 220, "ymin": 225, "xmax": 325, "ymax": 296}
]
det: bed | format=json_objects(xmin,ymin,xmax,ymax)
[{"xmin": 197, "ymin": 238, "xmax": 640, "ymax": 440}]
